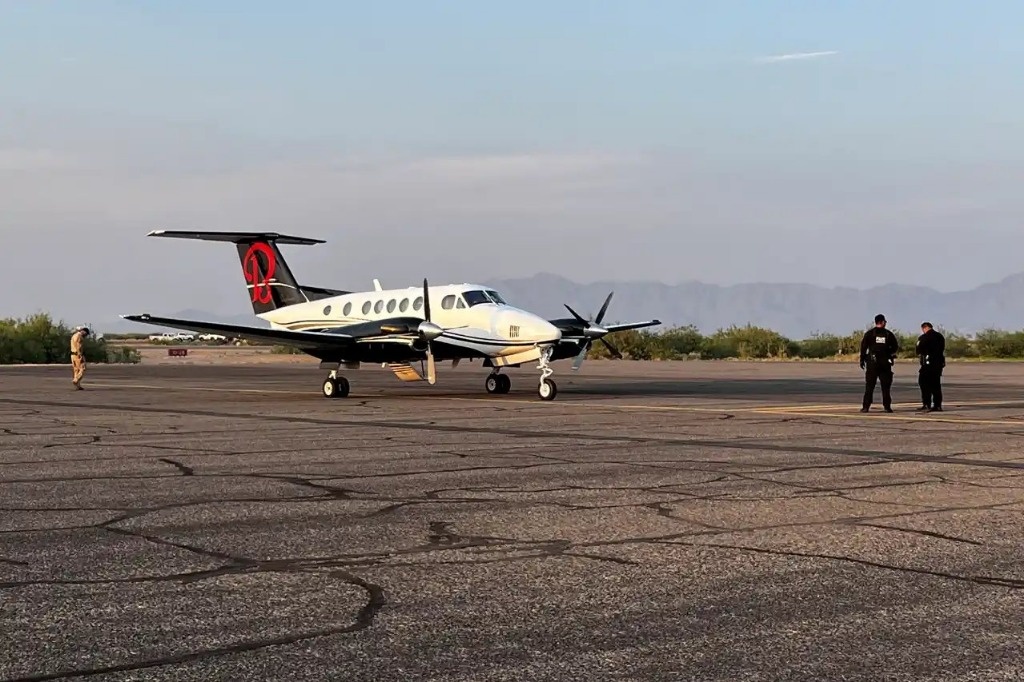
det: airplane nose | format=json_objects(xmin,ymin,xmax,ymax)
[{"xmin": 532, "ymin": 317, "xmax": 561, "ymax": 343}]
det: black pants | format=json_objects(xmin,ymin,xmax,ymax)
[
  {"xmin": 919, "ymin": 367, "xmax": 943, "ymax": 408},
  {"xmin": 864, "ymin": 364, "xmax": 893, "ymax": 409}
]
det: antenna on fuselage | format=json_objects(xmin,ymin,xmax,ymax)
[{"xmin": 373, "ymin": 279, "xmax": 383, "ymax": 291}]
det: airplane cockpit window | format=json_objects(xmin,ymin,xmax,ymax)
[
  {"xmin": 463, "ymin": 290, "xmax": 495, "ymax": 307},
  {"xmin": 484, "ymin": 290, "xmax": 507, "ymax": 305}
]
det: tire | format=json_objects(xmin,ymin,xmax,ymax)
[
  {"xmin": 538, "ymin": 378, "xmax": 557, "ymax": 401},
  {"xmin": 322, "ymin": 378, "xmax": 337, "ymax": 398}
]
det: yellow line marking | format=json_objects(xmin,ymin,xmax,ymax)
[
  {"xmin": 750, "ymin": 408, "xmax": 1024, "ymax": 427},
  {"xmin": 68, "ymin": 381, "xmax": 1024, "ymax": 427},
  {"xmin": 764, "ymin": 399, "xmax": 1024, "ymax": 412},
  {"xmin": 82, "ymin": 382, "xmax": 306, "ymax": 396}
]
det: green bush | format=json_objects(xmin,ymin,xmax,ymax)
[
  {"xmin": 582, "ymin": 324, "xmax": 1024, "ymax": 362},
  {"xmin": 0, "ymin": 314, "xmax": 140, "ymax": 365}
]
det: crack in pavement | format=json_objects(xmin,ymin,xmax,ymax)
[{"xmin": 4, "ymin": 570, "xmax": 385, "ymax": 682}]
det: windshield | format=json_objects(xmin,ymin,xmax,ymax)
[
  {"xmin": 462, "ymin": 290, "xmax": 493, "ymax": 307},
  {"xmin": 484, "ymin": 290, "xmax": 507, "ymax": 305}
]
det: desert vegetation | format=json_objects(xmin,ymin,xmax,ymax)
[
  {"xmin": 582, "ymin": 324, "xmax": 1011, "ymax": 361},
  {"xmin": 6, "ymin": 315, "xmax": 1024, "ymax": 364},
  {"xmin": 0, "ymin": 314, "xmax": 140, "ymax": 365}
]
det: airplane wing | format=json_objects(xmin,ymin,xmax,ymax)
[{"xmin": 120, "ymin": 314, "xmax": 355, "ymax": 349}]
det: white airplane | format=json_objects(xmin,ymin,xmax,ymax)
[{"xmin": 122, "ymin": 231, "xmax": 661, "ymax": 401}]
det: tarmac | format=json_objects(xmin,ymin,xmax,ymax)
[{"xmin": 1, "ymin": 359, "xmax": 1023, "ymax": 681}]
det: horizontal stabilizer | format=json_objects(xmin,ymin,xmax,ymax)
[
  {"xmin": 121, "ymin": 314, "xmax": 350, "ymax": 348},
  {"xmin": 148, "ymin": 230, "xmax": 325, "ymax": 246}
]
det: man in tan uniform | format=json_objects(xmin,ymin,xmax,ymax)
[{"xmin": 70, "ymin": 326, "xmax": 89, "ymax": 389}]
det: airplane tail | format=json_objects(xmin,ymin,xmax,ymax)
[{"xmin": 148, "ymin": 230, "xmax": 336, "ymax": 315}]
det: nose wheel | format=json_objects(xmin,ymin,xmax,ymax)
[
  {"xmin": 322, "ymin": 373, "xmax": 350, "ymax": 398},
  {"xmin": 538, "ymin": 378, "xmax": 557, "ymax": 400},
  {"xmin": 485, "ymin": 373, "xmax": 511, "ymax": 394},
  {"xmin": 536, "ymin": 346, "xmax": 557, "ymax": 401}
]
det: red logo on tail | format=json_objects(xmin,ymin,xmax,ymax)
[{"xmin": 243, "ymin": 242, "xmax": 276, "ymax": 304}]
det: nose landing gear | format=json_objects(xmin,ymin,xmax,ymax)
[{"xmin": 536, "ymin": 346, "xmax": 557, "ymax": 401}]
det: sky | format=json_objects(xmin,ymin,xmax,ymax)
[{"xmin": 3, "ymin": 0, "xmax": 1024, "ymax": 325}]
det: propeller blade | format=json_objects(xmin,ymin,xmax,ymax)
[
  {"xmin": 426, "ymin": 347, "xmax": 437, "ymax": 384},
  {"xmin": 594, "ymin": 291, "xmax": 614, "ymax": 325},
  {"xmin": 600, "ymin": 337, "xmax": 623, "ymax": 359},
  {"xmin": 421, "ymin": 278, "xmax": 437, "ymax": 384},
  {"xmin": 571, "ymin": 341, "xmax": 591, "ymax": 371},
  {"xmin": 563, "ymin": 303, "xmax": 588, "ymax": 325},
  {"xmin": 422, "ymin": 278, "xmax": 431, "ymax": 322}
]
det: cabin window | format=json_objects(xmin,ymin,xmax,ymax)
[
  {"xmin": 343, "ymin": 302, "xmax": 352, "ymax": 316},
  {"xmin": 399, "ymin": 298, "xmax": 409, "ymax": 312},
  {"xmin": 361, "ymin": 301, "xmax": 371, "ymax": 315},
  {"xmin": 323, "ymin": 305, "xmax": 332, "ymax": 316},
  {"xmin": 413, "ymin": 296, "xmax": 423, "ymax": 311},
  {"xmin": 387, "ymin": 299, "xmax": 396, "ymax": 313},
  {"xmin": 374, "ymin": 300, "xmax": 384, "ymax": 313},
  {"xmin": 442, "ymin": 295, "xmax": 456, "ymax": 310}
]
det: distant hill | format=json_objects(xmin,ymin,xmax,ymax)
[
  {"xmin": 107, "ymin": 273, "xmax": 1024, "ymax": 339},
  {"xmin": 481, "ymin": 272, "xmax": 1024, "ymax": 338}
]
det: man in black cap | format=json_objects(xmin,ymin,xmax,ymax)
[
  {"xmin": 859, "ymin": 314, "xmax": 900, "ymax": 412},
  {"xmin": 915, "ymin": 321, "xmax": 945, "ymax": 412}
]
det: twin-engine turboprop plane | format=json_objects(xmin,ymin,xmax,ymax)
[{"xmin": 122, "ymin": 231, "xmax": 661, "ymax": 401}]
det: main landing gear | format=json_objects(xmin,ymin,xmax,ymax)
[
  {"xmin": 322, "ymin": 370, "xmax": 350, "ymax": 398},
  {"xmin": 485, "ymin": 372, "xmax": 511, "ymax": 395}
]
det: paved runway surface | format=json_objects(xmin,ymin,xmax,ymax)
[{"xmin": 2, "ymin": 360, "xmax": 1023, "ymax": 681}]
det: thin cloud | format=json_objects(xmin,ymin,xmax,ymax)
[{"xmin": 754, "ymin": 50, "xmax": 838, "ymax": 64}]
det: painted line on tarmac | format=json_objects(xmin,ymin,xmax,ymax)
[
  {"xmin": 70, "ymin": 382, "xmax": 1024, "ymax": 425},
  {"xmin": 82, "ymin": 382, "xmax": 306, "ymax": 396},
  {"xmin": 749, "ymin": 408, "xmax": 1024, "ymax": 427},
  {"xmin": 76, "ymin": 382, "xmax": 775, "ymax": 414},
  {"xmin": 764, "ymin": 399, "xmax": 1024, "ymax": 412}
]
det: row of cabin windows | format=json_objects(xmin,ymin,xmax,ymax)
[{"xmin": 321, "ymin": 294, "xmax": 473, "ymax": 318}]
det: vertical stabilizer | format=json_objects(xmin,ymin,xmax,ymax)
[{"xmin": 147, "ymin": 230, "xmax": 325, "ymax": 314}]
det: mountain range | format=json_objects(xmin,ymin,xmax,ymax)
[{"xmin": 107, "ymin": 272, "xmax": 1024, "ymax": 339}]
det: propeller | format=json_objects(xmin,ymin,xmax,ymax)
[
  {"xmin": 418, "ymin": 278, "xmax": 443, "ymax": 384},
  {"xmin": 565, "ymin": 291, "xmax": 623, "ymax": 370}
]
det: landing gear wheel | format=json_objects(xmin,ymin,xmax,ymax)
[
  {"xmin": 538, "ymin": 378, "xmax": 557, "ymax": 401},
  {"xmin": 486, "ymin": 374, "xmax": 511, "ymax": 394},
  {"xmin": 322, "ymin": 376, "xmax": 350, "ymax": 398},
  {"xmin": 485, "ymin": 373, "xmax": 512, "ymax": 395}
]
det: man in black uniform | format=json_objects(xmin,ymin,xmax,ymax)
[
  {"xmin": 860, "ymin": 314, "xmax": 900, "ymax": 412},
  {"xmin": 915, "ymin": 321, "xmax": 945, "ymax": 412}
]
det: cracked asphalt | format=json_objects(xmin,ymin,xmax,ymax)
[{"xmin": 1, "ymin": 360, "xmax": 1023, "ymax": 681}]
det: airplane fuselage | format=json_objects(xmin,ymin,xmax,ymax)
[{"xmin": 258, "ymin": 283, "xmax": 562, "ymax": 365}]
